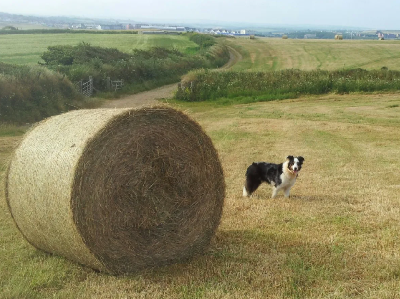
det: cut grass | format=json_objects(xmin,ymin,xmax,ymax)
[
  {"xmin": 225, "ymin": 38, "xmax": 400, "ymax": 71},
  {"xmin": 2, "ymin": 92, "xmax": 400, "ymax": 298}
]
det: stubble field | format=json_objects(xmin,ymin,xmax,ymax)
[
  {"xmin": 2, "ymin": 92, "xmax": 400, "ymax": 298},
  {"xmin": 226, "ymin": 38, "xmax": 400, "ymax": 71}
]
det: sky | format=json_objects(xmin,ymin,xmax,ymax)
[{"xmin": 2, "ymin": 0, "xmax": 400, "ymax": 29}]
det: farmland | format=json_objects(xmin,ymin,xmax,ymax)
[
  {"xmin": 1, "ymin": 34, "xmax": 400, "ymax": 298},
  {"xmin": 2, "ymin": 92, "xmax": 400, "ymax": 298},
  {"xmin": 2, "ymin": 33, "xmax": 400, "ymax": 71},
  {"xmin": 0, "ymin": 33, "xmax": 199, "ymax": 65},
  {"xmin": 226, "ymin": 38, "xmax": 400, "ymax": 71}
]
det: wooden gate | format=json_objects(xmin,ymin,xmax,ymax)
[{"xmin": 106, "ymin": 77, "xmax": 124, "ymax": 91}]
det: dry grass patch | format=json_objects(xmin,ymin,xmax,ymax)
[{"xmin": 1, "ymin": 93, "xmax": 400, "ymax": 298}]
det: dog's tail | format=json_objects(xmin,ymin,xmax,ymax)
[{"xmin": 245, "ymin": 162, "xmax": 258, "ymax": 176}]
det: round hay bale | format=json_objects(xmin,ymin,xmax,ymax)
[
  {"xmin": 335, "ymin": 34, "xmax": 343, "ymax": 40},
  {"xmin": 6, "ymin": 107, "xmax": 225, "ymax": 274}
]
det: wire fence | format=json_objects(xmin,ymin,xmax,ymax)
[{"xmin": 75, "ymin": 76, "xmax": 124, "ymax": 96}]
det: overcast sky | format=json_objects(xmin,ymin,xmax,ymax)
[{"xmin": 2, "ymin": 0, "xmax": 400, "ymax": 29}]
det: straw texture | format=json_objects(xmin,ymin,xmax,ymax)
[{"xmin": 6, "ymin": 107, "xmax": 225, "ymax": 274}]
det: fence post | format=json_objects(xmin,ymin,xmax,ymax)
[
  {"xmin": 106, "ymin": 77, "xmax": 111, "ymax": 90},
  {"xmin": 89, "ymin": 76, "xmax": 93, "ymax": 95}
]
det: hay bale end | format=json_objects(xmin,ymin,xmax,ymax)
[{"xmin": 6, "ymin": 107, "xmax": 225, "ymax": 274}]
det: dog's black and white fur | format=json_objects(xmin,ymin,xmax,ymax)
[{"xmin": 243, "ymin": 156, "xmax": 304, "ymax": 198}]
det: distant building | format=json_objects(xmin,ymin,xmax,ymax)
[
  {"xmin": 97, "ymin": 24, "xmax": 124, "ymax": 30},
  {"xmin": 138, "ymin": 25, "xmax": 186, "ymax": 32},
  {"xmin": 134, "ymin": 24, "xmax": 147, "ymax": 29},
  {"xmin": 376, "ymin": 31, "xmax": 399, "ymax": 39},
  {"xmin": 376, "ymin": 31, "xmax": 384, "ymax": 38}
]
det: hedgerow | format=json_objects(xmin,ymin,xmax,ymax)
[
  {"xmin": 0, "ymin": 63, "xmax": 84, "ymax": 123},
  {"xmin": 1, "ymin": 36, "xmax": 230, "ymax": 123},
  {"xmin": 175, "ymin": 68, "xmax": 400, "ymax": 102},
  {"xmin": 41, "ymin": 42, "xmax": 230, "ymax": 92}
]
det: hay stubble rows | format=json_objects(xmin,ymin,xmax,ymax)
[
  {"xmin": 226, "ymin": 38, "xmax": 400, "ymax": 71},
  {"xmin": 3, "ymin": 91, "xmax": 400, "ymax": 297},
  {"xmin": 2, "ymin": 35, "xmax": 400, "ymax": 298}
]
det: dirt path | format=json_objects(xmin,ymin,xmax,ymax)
[
  {"xmin": 217, "ymin": 46, "xmax": 243, "ymax": 71},
  {"xmin": 101, "ymin": 46, "xmax": 242, "ymax": 109},
  {"xmin": 101, "ymin": 83, "xmax": 177, "ymax": 109}
]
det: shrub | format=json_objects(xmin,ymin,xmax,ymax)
[
  {"xmin": 41, "ymin": 42, "xmax": 230, "ymax": 92},
  {"xmin": 0, "ymin": 62, "xmax": 84, "ymax": 124},
  {"xmin": 187, "ymin": 33, "xmax": 216, "ymax": 49},
  {"xmin": 175, "ymin": 69, "xmax": 400, "ymax": 102}
]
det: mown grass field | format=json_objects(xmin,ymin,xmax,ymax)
[
  {"xmin": 2, "ymin": 34, "xmax": 400, "ymax": 298},
  {"xmin": 0, "ymin": 33, "xmax": 199, "ymax": 65},
  {"xmin": 2, "ymin": 92, "xmax": 400, "ymax": 298},
  {"xmin": 226, "ymin": 38, "xmax": 400, "ymax": 71},
  {"xmin": 0, "ymin": 23, "xmax": 49, "ymax": 30}
]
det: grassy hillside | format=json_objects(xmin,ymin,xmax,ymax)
[
  {"xmin": 226, "ymin": 38, "xmax": 400, "ymax": 71},
  {"xmin": 0, "ymin": 33, "xmax": 199, "ymax": 65},
  {"xmin": 2, "ymin": 93, "xmax": 400, "ymax": 298}
]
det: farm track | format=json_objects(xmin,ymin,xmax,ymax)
[{"xmin": 101, "ymin": 46, "xmax": 242, "ymax": 109}]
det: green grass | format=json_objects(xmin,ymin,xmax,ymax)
[
  {"xmin": 0, "ymin": 22, "xmax": 49, "ymax": 30},
  {"xmin": 0, "ymin": 124, "xmax": 27, "ymax": 137},
  {"xmin": 2, "ymin": 93, "xmax": 400, "ymax": 298},
  {"xmin": 225, "ymin": 38, "xmax": 400, "ymax": 71},
  {"xmin": 0, "ymin": 34, "xmax": 199, "ymax": 65},
  {"xmin": 176, "ymin": 68, "xmax": 400, "ymax": 102}
]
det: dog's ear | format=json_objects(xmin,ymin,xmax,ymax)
[
  {"xmin": 286, "ymin": 155, "xmax": 294, "ymax": 161},
  {"xmin": 297, "ymin": 156, "xmax": 305, "ymax": 163}
]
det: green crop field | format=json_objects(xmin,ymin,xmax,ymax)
[
  {"xmin": 0, "ymin": 22, "xmax": 48, "ymax": 30},
  {"xmin": 226, "ymin": 37, "xmax": 400, "ymax": 71},
  {"xmin": 0, "ymin": 33, "xmax": 199, "ymax": 65}
]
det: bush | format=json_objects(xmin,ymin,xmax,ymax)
[
  {"xmin": 175, "ymin": 68, "xmax": 400, "ymax": 102},
  {"xmin": 41, "ymin": 42, "xmax": 230, "ymax": 92},
  {"xmin": 0, "ymin": 63, "xmax": 84, "ymax": 124},
  {"xmin": 187, "ymin": 33, "xmax": 216, "ymax": 49},
  {"xmin": 2, "ymin": 36, "xmax": 230, "ymax": 123}
]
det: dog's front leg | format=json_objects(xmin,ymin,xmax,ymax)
[
  {"xmin": 284, "ymin": 188, "xmax": 291, "ymax": 198},
  {"xmin": 271, "ymin": 187, "xmax": 278, "ymax": 198}
]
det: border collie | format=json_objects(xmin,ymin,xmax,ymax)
[{"xmin": 243, "ymin": 156, "xmax": 304, "ymax": 198}]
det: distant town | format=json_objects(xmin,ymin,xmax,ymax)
[{"xmin": 1, "ymin": 11, "xmax": 399, "ymax": 40}]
